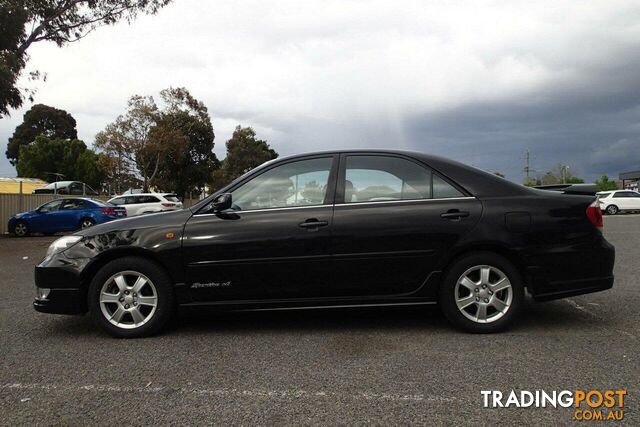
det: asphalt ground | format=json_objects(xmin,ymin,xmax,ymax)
[{"xmin": 0, "ymin": 215, "xmax": 638, "ymax": 425}]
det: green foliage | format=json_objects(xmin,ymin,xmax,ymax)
[
  {"xmin": 16, "ymin": 136, "xmax": 105, "ymax": 189},
  {"xmin": 212, "ymin": 125, "xmax": 278, "ymax": 190},
  {"xmin": 539, "ymin": 164, "xmax": 584, "ymax": 185},
  {"xmin": 6, "ymin": 104, "xmax": 77, "ymax": 165},
  {"xmin": 96, "ymin": 87, "xmax": 218, "ymax": 197},
  {"xmin": 595, "ymin": 175, "xmax": 618, "ymax": 192},
  {"xmin": 153, "ymin": 88, "xmax": 219, "ymax": 198},
  {"xmin": 0, "ymin": 0, "xmax": 173, "ymax": 117},
  {"xmin": 95, "ymin": 94, "xmax": 164, "ymax": 192}
]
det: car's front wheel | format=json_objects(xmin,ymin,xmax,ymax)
[
  {"xmin": 87, "ymin": 257, "xmax": 174, "ymax": 338},
  {"xmin": 13, "ymin": 220, "xmax": 29, "ymax": 237},
  {"xmin": 439, "ymin": 252, "xmax": 523, "ymax": 333}
]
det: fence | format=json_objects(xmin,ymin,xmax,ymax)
[{"xmin": 0, "ymin": 193, "xmax": 202, "ymax": 235}]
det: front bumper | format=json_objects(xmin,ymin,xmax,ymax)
[
  {"xmin": 34, "ymin": 288, "xmax": 84, "ymax": 314},
  {"xmin": 33, "ymin": 253, "xmax": 88, "ymax": 315}
]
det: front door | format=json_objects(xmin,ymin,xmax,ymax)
[
  {"xmin": 30, "ymin": 199, "xmax": 66, "ymax": 232},
  {"xmin": 329, "ymin": 154, "xmax": 482, "ymax": 297},
  {"xmin": 182, "ymin": 155, "xmax": 338, "ymax": 302}
]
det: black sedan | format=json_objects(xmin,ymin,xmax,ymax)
[{"xmin": 33, "ymin": 150, "xmax": 615, "ymax": 337}]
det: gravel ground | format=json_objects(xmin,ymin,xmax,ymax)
[{"xmin": 0, "ymin": 215, "xmax": 638, "ymax": 425}]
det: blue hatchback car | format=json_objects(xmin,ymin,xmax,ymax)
[{"xmin": 8, "ymin": 198, "xmax": 127, "ymax": 237}]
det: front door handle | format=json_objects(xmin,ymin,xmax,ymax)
[
  {"xmin": 298, "ymin": 219, "xmax": 329, "ymax": 229},
  {"xmin": 440, "ymin": 210, "xmax": 470, "ymax": 220}
]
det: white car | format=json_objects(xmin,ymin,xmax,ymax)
[
  {"xmin": 597, "ymin": 190, "xmax": 640, "ymax": 215},
  {"xmin": 107, "ymin": 193, "xmax": 183, "ymax": 217}
]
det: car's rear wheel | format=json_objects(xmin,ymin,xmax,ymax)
[
  {"xmin": 87, "ymin": 257, "xmax": 174, "ymax": 338},
  {"xmin": 13, "ymin": 220, "xmax": 29, "ymax": 237},
  {"xmin": 439, "ymin": 252, "xmax": 523, "ymax": 333},
  {"xmin": 80, "ymin": 218, "xmax": 95, "ymax": 229},
  {"xmin": 606, "ymin": 205, "xmax": 619, "ymax": 215}
]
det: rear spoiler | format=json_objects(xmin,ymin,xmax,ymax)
[{"xmin": 533, "ymin": 184, "xmax": 597, "ymax": 196}]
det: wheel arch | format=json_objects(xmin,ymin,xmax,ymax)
[
  {"xmin": 78, "ymin": 247, "xmax": 174, "ymax": 311},
  {"xmin": 436, "ymin": 243, "xmax": 527, "ymax": 291}
]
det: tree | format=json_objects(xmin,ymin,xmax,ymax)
[
  {"xmin": 539, "ymin": 164, "xmax": 584, "ymax": 185},
  {"xmin": 6, "ymin": 104, "xmax": 77, "ymax": 165},
  {"xmin": 95, "ymin": 95, "xmax": 166, "ymax": 192},
  {"xmin": 96, "ymin": 87, "xmax": 216, "ymax": 197},
  {"xmin": 16, "ymin": 135, "xmax": 106, "ymax": 189},
  {"xmin": 152, "ymin": 88, "xmax": 218, "ymax": 198},
  {"xmin": 0, "ymin": 0, "xmax": 173, "ymax": 117},
  {"xmin": 595, "ymin": 175, "xmax": 618, "ymax": 192},
  {"xmin": 212, "ymin": 125, "xmax": 278, "ymax": 190}
]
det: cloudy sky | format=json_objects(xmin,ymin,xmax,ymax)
[{"xmin": 2, "ymin": 0, "xmax": 640, "ymax": 182}]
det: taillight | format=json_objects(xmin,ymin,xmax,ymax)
[
  {"xmin": 101, "ymin": 207, "xmax": 116, "ymax": 215},
  {"xmin": 162, "ymin": 203, "xmax": 176, "ymax": 208},
  {"xmin": 586, "ymin": 199, "xmax": 603, "ymax": 229}
]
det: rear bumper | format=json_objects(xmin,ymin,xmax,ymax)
[
  {"xmin": 530, "ymin": 275, "xmax": 614, "ymax": 301},
  {"xmin": 526, "ymin": 234, "xmax": 615, "ymax": 301}
]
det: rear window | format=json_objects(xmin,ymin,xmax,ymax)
[
  {"xmin": 163, "ymin": 194, "xmax": 180, "ymax": 202},
  {"xmin": 140, "ymin": 195, "xmax": 160, "ymax": 203},
  {"xmin": 89, "ymin": 199, "xmax": 109, "ymax": 207},
  {"xmin": 597, "ymin": 192, "xmax": 612, "ymax": 198}
]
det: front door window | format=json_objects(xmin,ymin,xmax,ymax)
[{"xmin": 231, "ymin": 157, "xmax": 333, "ymax": 211}]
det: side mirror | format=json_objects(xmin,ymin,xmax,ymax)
[{"xmin": 212, "ymin": 193, "xmax": 232, "ymax": 212}]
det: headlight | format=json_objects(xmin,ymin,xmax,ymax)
[{"xmin": 46, "ymin": 236, "xmax": 82, "ymax": 257}]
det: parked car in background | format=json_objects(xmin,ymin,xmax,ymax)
[
  {"xmin": 8, "ymin": 198, "xmax": 126, "ymax": 237},
  {"xmin": 33, "ymin": 150, "xmax": 614, "ymax": 338},
  {"xmin": 597, "ymin": 190, "xmax": 640, "ymax": 215},
  {"xmin": 33, "ymin": 181, "xmax": 99, "ymax": 195},
  {"xmin": 107, "ymin": 193, "xmax": 183, "ymax": 217}
]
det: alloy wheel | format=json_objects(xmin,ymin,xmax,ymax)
[
  {"xmin": 99, "ymin": 271, "xmax": 158, "ymax": 329},
  {"xmin": 606, "ymin": 205, "xmax": 618, "ymax": 215},
  {"xmin": 81, "ymin": 219, "xmax": 94, "ymax": 229},
  {"xmin": 14, "ymin": 222, "xmax": 27, "ymax": 237},
  {"xmin": 454, "ymin": 265, "xmax": 513, "ymax": 324}
]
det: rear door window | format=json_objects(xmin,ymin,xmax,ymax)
[
  {"xmin": 433, "ymin": 174, "xmax": 465, "ymax": 199},
  {"xmin": 344, "ymin": 155, "xmax": 432, "ymax": 203},
  {"xmin": 61, "ymin": 199, "xmax": 86, "ymax": 210},
  {"xmin": 141, "ymin": 195, "xmax": 160, "ymax": 203},
  {"xmin": 164, "ymin": 195, "xmax": 180, "ymax": 202}
]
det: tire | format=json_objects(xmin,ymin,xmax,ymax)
[
  {"xmin": 439, "ymin": 252, "xmax": 523, "ymax": 333},
  {"xmin": 79, "ymin": 218, "xmax": 95, "ymax": 229},
  {"xmin": 87, "ymin": 257, "xmax": 174, "ymax": 338},
  {"xmin": 606, "ymin": 205, "xmax": 618, "ymax": 215},
  {"xmin": 13, "ymin": 220, "xmax": 29, "ymax": 237}
]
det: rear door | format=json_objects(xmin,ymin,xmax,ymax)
[
  {"xmin": 58, "ymin": 199, "xmax": 86, "ymax": 230},
  {"xmin": 329, "ymin": 153, "xmax": 482, "ymax": 297}
]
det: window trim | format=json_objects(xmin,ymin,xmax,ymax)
[
  {"xmin": 195, "ymin": 154, "xmax": 339, "ymax": 215},
  {"xmin": 335, "ymin": 153, "xmax": 468, "ymax": 205}
]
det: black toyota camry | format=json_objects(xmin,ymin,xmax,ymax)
[{"xmin": 33, "ymin": 150, "xmax": 615, "ymax": 337}]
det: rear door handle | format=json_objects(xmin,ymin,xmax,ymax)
[
  {"xmin": 298, "ymin": 219, "xmax": 329, "ymax": 229},
  {"xmin": 440, "ymin": 210, "xmax": 470, "ymax": 220}
]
